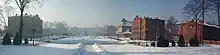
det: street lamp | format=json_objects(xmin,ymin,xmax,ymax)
[{"xmin": 32, "ymin": 28, "xmax": 36, "ymax": 46}]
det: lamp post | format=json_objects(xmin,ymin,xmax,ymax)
[{"xmin": 32, "ymin": 28, "xmax": 36, "ymax": 46}]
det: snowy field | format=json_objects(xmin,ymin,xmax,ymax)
[
  {"xmin": 50, "ymin": 36, "xmax": 120, "ymax": 44},
  {"xmin": 1, "ymin": 36, "xmax": 220, "ymax": 55},
  {"xmin": 98, "ymin": 44, "xmax": 220, "ymax": 55},
  {"xmin": 0, "ymin": 43, "xmax": 80, "ymax": 55}
]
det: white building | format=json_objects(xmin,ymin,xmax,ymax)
[
  {"xmin": 7, "ymin": 14, "xmax": 43, "ymax": 37},
  {"xmin": 116, "ymin": 18, "xmax": 132, "ymax": 37}
]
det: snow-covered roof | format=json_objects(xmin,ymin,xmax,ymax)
[
  {"xmin": 122, "ymin": 29, "xmax": 131, "ymax": 34},
  {"xmin": 123, "ymin": 23, "xmax": 132, "ymax": 26},
  {"xmin": 179, "ymin": 20, "xmax": 220, "ymax": 28},
  {"xmin": 122, "ymin": 32, "xmax": 131, "ymax": 34},
  {"xmin": 121, "ymin": 21, "xmax": 132, "ymax": 26},
  {"xmin": 203, "ymin": 23, "xmax": 220, "ymax": 28}
]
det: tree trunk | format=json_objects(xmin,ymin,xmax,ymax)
[
  {"xmin": 19, "ymin": 9, "xmax": 24, "ymax": 38},
  {"xmin": 218, "ymin": 0, "xmax": 220, "ymax": 27}
]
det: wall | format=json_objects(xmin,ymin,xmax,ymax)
[
  {"xmin": 179, "ymin": 21, "xmax": 202, "ymax": 43},
  {"xmin": 8, "ymin": 15, "xmax": 43, "ymax": 37}
]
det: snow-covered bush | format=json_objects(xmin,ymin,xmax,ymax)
[
  {"xmin": 13, "ymin": 32, "xmax": 22, "ymax": 45},
  {"xmin": 178, "ymin": 35, "xmax": 185, "ymax": 47},
  {"xmin": 2, "ymin": 33, "xmax": 12, "ymax": 45}
]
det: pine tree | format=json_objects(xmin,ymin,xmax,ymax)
[
  {"xmin": 2, "ymin": 33, "xmax": 12, "ymax": 45},
  {"xmin": 13, "ymin": 32, "xmax": 22, "ymax": 45},
  {"xmin": 178, "ymin": 35, "xmax": 185, "ymax": 47}
]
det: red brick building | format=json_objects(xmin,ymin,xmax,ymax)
[
  {"xmin": 178, "ymin": 20, "xmax": 220, "ymax": 44},
  {"xmin": 131, "ymin": 16, "xmax": 141, "ymax": 40},
  {"xmin": 132, "ymin": 15, "xmax": 165, "ymax": 41}
]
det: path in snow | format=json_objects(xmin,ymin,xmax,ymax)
[{"xmin": 74, "ymin": 43, "xmax": 100, "ymax": 55}]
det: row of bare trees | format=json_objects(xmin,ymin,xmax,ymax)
[
  {"xmin": 43, "ymin": 21, "xmax": 70, "ymax": 36},
  {"xmin": 183, "ymin": 0, "xmax": 220, "ymax": 25},
  {"xmin": 183, "ymin": 0, "xmax": 220, "ymax": 45}
]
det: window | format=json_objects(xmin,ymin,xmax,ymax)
[{"xmin": 189, "ymin": 25, "xmax": 193, "ymax": 28}]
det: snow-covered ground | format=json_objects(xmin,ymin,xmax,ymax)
[
  {"xmin": 0, "ymin": 43, "xmax": 80, "ymax": 55},
  {"xmin": 50, "ymin": 36, "xmax": 120, "ymax": 44},
  {"xmin": 1, "ymin": 36, "xmax": 220, "ymax": 55},
  {"xmin": 98, "ymin": 44, "xmax": 220, "ymax": 55}
]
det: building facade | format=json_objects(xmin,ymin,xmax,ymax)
[
  {"xmin": 116, "ymin": 18, "xmax": 132, "ymax": 38},
  {"xmin": 7, "ymin": 14, "xmax": 43, "ymax": 37},
  {"xmin": 132, "ymin": 16, "xmax": 165, "ymax": 41},
  {"xmin": 106, "ymin": 25, "xmax": 117, "ymax": 36},
  {"xmin": 178, "ymin": 20, "xmax": 220, "ymax": 44}
]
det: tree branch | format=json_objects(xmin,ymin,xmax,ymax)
[{"xmin": 15, "ymin": 0, "xmax": 21, "ymax": 9}]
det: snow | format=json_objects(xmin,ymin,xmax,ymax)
[
  {"xmin": 98, "ymin": 44, "xmax": 220, "ymax": 55},
  {"xmin": 203, "ymin": 23, "xmax": 220, "ymax": 28},
  {"xmin": 0, "ymin": 43, "xmax": 80, "ymax": 55},
  {"xmin": 50, "ymin": 36, "xmax": 120, "ymax": 44},
  {"xmin": 2, "ymin": 36, "xmax": 220, "ymax": 55},
  {"xmin": 122, "ymin": 32, "xmax": 132, "ymax": 34},
  {"xmin": 178, "ymin": 21, "xmax": 220, "ymax": 28}
]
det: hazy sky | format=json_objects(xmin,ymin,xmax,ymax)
[{"xmin": 26, "ymin": 0, "xmax": 191, "ymax": 27}]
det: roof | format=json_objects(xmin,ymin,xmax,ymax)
[
  {"xmin": 121, "ymin": 20, "xmax": 132, "ymax": 26},
  {"xmin": 122, "ymin": 32, "xmax": 131, "ymax": 34},
  {"xmin": 122, "ymin": 28, "xmax": 131, "ymax": 34},
  {"xmin": 121, "ymin": 18, "xmax": 127, "ymax": 22},
  {"xmin": 180, "ymin": 20, "xmax": 220, "ymax": 28}
]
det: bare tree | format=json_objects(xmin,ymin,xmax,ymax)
[
  {"xmin": 183, "ymin": 0, "xmax": 211, "ymax": 44},
  {"xmin": 167, "ymin": 16, "xmax": 178, "ymax": 36},
  {"xmin": 183, "ymin": 0, "xmax": 210, "ymax": 20},
  {"xmin": 209, "ymin": 0, "xmax": 220, "ymax": 26},
  {"xmin": 43, "ymin": 21, "xmax": 53, "ymax": 37},
  {"xmin": 7, "ymin": 0, "xmax": 44, "ymax": 38},
  {"xmin": 0, "ymin": 0, "xmax": 11, "ymax": 28}
]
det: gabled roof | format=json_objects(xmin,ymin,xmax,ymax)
[
  {"xmin": 133, "ymin": 15, "xmax": 140, "ymax": 21},
  {"xmin": 180, "ymin": 20, "xmax": 220, "ymax": 28},
  {"xmin": 121, "ymin": 18, "xmax": 127, "ymax": 22}
]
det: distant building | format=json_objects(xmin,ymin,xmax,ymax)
[
  {"xmin": 116, "ymin": 18, "xmax": 132, "ymax": 38},
  {"xmin": 105, "ymin": 25, "xmax": 117, "ymax": 36},
  {"xmin": 178, "ymin": 20, "xmax": 220, "ymax": 44},
  {"xmin": 132, "ymin": 16, "xmax": 165, "ymax": 41},
  {"xmin": 83, "ymin": 29, "xmax": 88, "ymax": 36},
  {"xmin": 7, "ymin": 14, "xmax": 43, "ymax": 37}
]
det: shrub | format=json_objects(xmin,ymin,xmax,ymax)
[
  {"xmin": 2, "ymin": 33, "xmax": 12, "ymax": 45},
  {"xmin": 171, "ymin": 41, "xmax": 175, "ymax": 46},
  {"xmin": 13, "ymin": 32, "xmax": 22, "ymax": 45},
  {"xmin": 151, "ymin": 42, "xmax": 155, "ymax": 47},
  {"xmin": 145, "ymin": 42, "xmax": 148, "ymax": 46},
  {"xmin": 24, "ymin": 38, "xmax": 28, "ymax": 44},
  {"xmin": 189, "ymin": 35, "xmax": 199, "ymax": 47},
  {"xmin": 178, "ymin": 35, "xmax": 185, "ymax": 47},
  {"xmin": 157, "ymin": 36, "xmax": 169, "ymax": 47}
]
